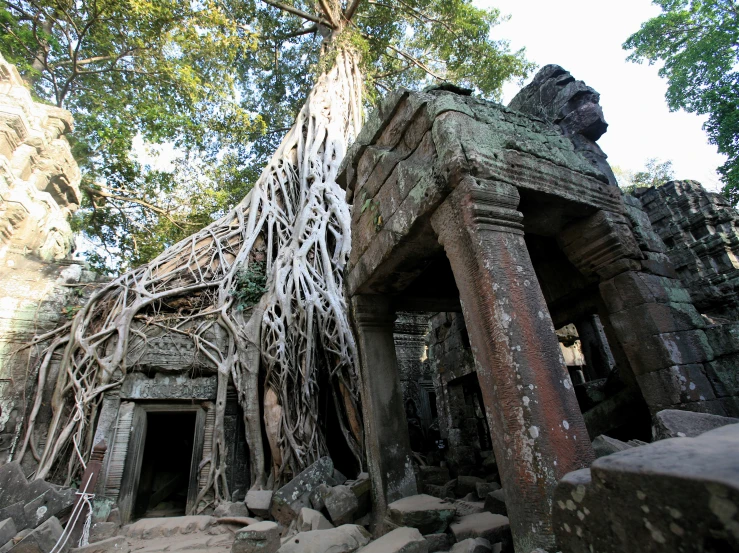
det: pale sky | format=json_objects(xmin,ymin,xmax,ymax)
[{"xmin": 481, "ymin": 0, "xmax": 727, "ymax": 191}]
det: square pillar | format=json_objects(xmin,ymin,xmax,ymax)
[
  {"xmin": 351, "ymin": 295, "xmax": 417, "ymax": 526},
  {"xmin": 431, "ymin": 177, "xmax": 594, "ymax": 552}
]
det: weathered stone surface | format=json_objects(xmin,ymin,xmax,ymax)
[
  {"xmin": 449, "ymin": 538, "xmax": 493, "ymax": 553},
  {"xmin": 591, "ymin": 435, "xmax": 634, "ymax": 458},
  {"xmin": 482, "ymin": 491, "xmax": 507, "ymax": 516},
  {"xmin": 0, "ymin": 503, "xmax": 27, "ymax": 533},
  {"xmin": 453, "ymin": 500, "xmax": 486, "ymax": 517},
  {"xmin": 297, "ymin": 508, "xmax": 333, "ymax": 532},
  {"xmin": 454, "ymin": 477, "xmax": 484, "ymax": 499},
  {"xmin": 448, "ymin": 513, "xmax": 510, "ymax": 544},
  {"xmin": 553, "ymin": 423, "xmax": 739, "ymax": 553},
  {"xmin": 214, "ymin": 502, "xmax": 250, "ymax": 519},
  {"xmin": 356, "ymin": 527, "xmax": 427, "ymax": 553},
  {"xmin": 22, "ymin": 484, "xmax": 75, "ymax": 528},
  {"xmin": 0, "ymin": 464, "xmax": 29, "ymax": 509},
  {"xmin": 324, "ymin": 486, "xmax": 358, "ymax": 526},
  {"xmin": 232, "ymin": 521, "xmax": 279, "ymax": 553},
  {"xmin": 245, "ymin": 490, "xmax": 273, "ymax": 518},
  {"xmin": 271, "ymin": 457, "xmax": 334, "ymax": 525},
  {"xmin": 122, "ymin": 516, "xmax": 214, "ymax": 539},
  {"xmin": 88, "ymin": 522, "xmax": 118, "ymax": 544},
  {"xmin": 423, "ymin": 533, "xmax": 452, "ymax": 553},
  {"xmin": 69, "ymin": 536, "xmax": 129, "ymax": 553},
  {"xmin": 10, "ymin": 516, "xmax": 62, "ymax": 553},
  {"xmin": 0, "ymin": 519, "xmax": 17, "ymax": 547},
  {"xmin": 277, "ymin": 524, "xmax": 370, "ymax": 553},
  {"xmin": 653, "ymin": 408, "xmax": 739, "ymax": 440},
  {"xmin": 387, "ymin": 495, "xmax": 456, "ymax": 535},
  {"xmin": 418, "ymin": 467, "xmax": 450, "ymax": 488},
  {"xmin": 474, "ymin": 483, "xmax": 499, "ymax": 500}
]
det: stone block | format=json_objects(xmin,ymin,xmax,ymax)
[
  {"xmin": 591, "ymin": 435, "xmax": 634, "ymax": 458},
  {"xmin": 637, "ymin": 364, "xmax": 716, "ymax": 409},
  {"xmin": 0, "ymin": 503, "xmax": 27, "ymax": 533},
  {"xmin": 453, "ymin": 500, "xmax": 486, "ymax": 517},
  {"xmin": 69, "ymin": 536, "xmax": 128, "ymax": 553},
  {"xmin": 554, "ymin": 423, "xmax": 739, "ymax": 553},
  {"xmin": 448, "ymin": 513, "xmax": 510, "ymax": 543},
  {"xmin": 23, "ymin": 486, "xmax": 75, "ymax": 528},
  {"xmin": 347, "ymin": 475, "xmax": 371, "ymax": 520},
  {"xmin": 308, "ymin": 484, "xmax": 330, "ymax": 512},
  {"xmin": 653, "ymin": 409, "xmax": 739, "ymax": 440},
  {"xmin": 482, "ymin": 490, "xmax": 507, "ymax": 516},
  {"xmin": 232, "ymin": 521, "xmax": 279, "ymax": 553},
  {"xmin": 10, "ymin": 516, "xmax": 62, "ymax": 553},
  {"xmin": 639, "ymin": 251, "xmax": 678, "ymax": 278},
  {"xmin": 0, "ymin": 463, "xmax": 29, "ymax": 509},
  {"xmin": 704, "ymin": 322, "xmax": 739, "ymax": 357},
  {"xmin": 88, "ymin": 522, "xmax": 118, "ymax": 544},
  {"xmin": 609, "ymin": 302, "xmax": 704, "ymax": 344},
  {"xmin": 387, "ymin": 495, "xmax": 456, "ymax": 535},
  {"xmin": 0, "ymin": 519, "xmax": 17, "ymax": 548},
  {"xmin": 705, "ymin": 356, "xmax": 739, "ymax": 398},
  {"xmin": 278, "ymin": 524, "xmax": 371, "ymax": 553},
  {"xmin": 270, "ymin": 458, "xmax": 334, "ymax": 524},
  {"xmin": 418, "ymin": 467, "xmax": 450, "ymax": 487},
  {"xmin": 297, "ymin": 508, "xmax": 333, "ymax": 532},
  {"xmin": 423, "ymin": 533, "xmax": 452, "ymax": 553},
  {"xmin": 213, "ymin": 501, "xmax": 250, "ymax": 519},
  {"xmin": 474, "ymin": 482, "xmax": 500, "ymax": 500},
  {"xmin": 450, "ymin": 538, "xmax": 493, "ymax": 553},
  {"xmin": 245, "ymin": 490, "xmax": 272, "ymax": 518},
  {"xmin": 356, "ymin": 527, "xmax": 427, "ymax": 553},
  {"xmin": 622, "ymin": 330, "xmax": 712, "ymax": 375},
  {"xmin": 454, "ymin": 477, "xmax": 485, "ymax": 499},
  {"xmin": 324, "ymin": 486, "xmax": 358, "ymax": 526}
]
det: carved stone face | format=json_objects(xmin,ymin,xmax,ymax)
[{"xmin": 559, "ymin": 91, "xmax": 608, "ymax": 141}]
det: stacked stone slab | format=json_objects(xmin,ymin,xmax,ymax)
[{"xmin": 634, "ymin": 180, "xmax": 739, "ymax": 321}]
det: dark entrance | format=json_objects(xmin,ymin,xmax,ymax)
[{"xmin": 133, "ymin": 411, "xmax": 196, "ymax": 518}]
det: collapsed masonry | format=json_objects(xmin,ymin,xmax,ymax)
[{"xmin": 1, "ymin": 55, "xmax": 738, "ymax": 553}]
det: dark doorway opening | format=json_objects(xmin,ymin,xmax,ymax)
[{"xmin": 133, "ymin": 411, "xmax": 196, "ymax": 518}]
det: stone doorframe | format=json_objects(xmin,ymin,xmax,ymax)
[{"xmin": 340, "ymin": 88, "xmax": 709, "ymax": 550}]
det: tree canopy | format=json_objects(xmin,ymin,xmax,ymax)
[
  {"xmin": 616, "ymin": 158, "xmax": 675, "ymax": 194},
  {"xmin": 623, "ymin": 0, "xmax": 739, "ymax": 204},
  {"xmin": 1, "ymin": 0, "xmax": 533, "ymax": 272}
]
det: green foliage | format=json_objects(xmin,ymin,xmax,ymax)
[
  {"xmin": 619, "ymin": 158, "xmax": 675, "ymax": 195},
  {"xmin": 232, "ymin": 262, "xmax": 268, "ymax": 309},
  {"xmin": 2, "ymin": 0, "xmax": 532, "ymax": 272},
  {"xmin": 624, "ymin": 1, "xmax": 739, "ymax": 203}
]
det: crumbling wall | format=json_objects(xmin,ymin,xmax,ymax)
[{"xmin": 0, "ymin": 53, "xmax": 98, "ymax": 470}]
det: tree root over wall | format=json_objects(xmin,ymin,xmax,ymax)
[{"xmin": 15, "ymin": 48, "xmax": 365, "ymax": 509}]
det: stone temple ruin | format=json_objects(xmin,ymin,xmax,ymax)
[{"xmin": 1, "ymin": 53, "xmax": 739, "ymax": 553}]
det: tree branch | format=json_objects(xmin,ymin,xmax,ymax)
[
  {"xmin": 260, "ymin": 0, "xmax": 325, "ymax": 26},
  {"xmin": 344, "ymin": 0, "xmax": 363, "ymax": 22}
]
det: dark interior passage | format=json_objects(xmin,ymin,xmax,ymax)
[{"xmin": 134, "ymin": 411, "xmax": 195, "ymax": 519}]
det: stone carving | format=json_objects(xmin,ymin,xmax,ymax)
[{"xmin": 120, "ymin": 373, "xmax": 217, "ymax": 400}]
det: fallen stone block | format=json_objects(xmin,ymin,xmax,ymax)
[
  {"xmin": 423, "ymin": 533, "xmax": 452, "ymax": 553},
  {"xmin": 0, "ymin": 519, "xmax": 17, "ymax": 548},
  {"xmin": 455, "ymin": 477, "xmax": 485, "ymax": 499},
  {"xmin": 333, "ymin": 470, "xmax": 348, "ymax": 486},
  {"xmin": 246, "ymin": 490, "xmax": 273, "ymax": 518},
  {"xmin": 10, "ymin": 516, "xmax": 62, "ymax": 553},
  {"xmin": 214, "ymin": 501, "xmax": 250, "ymax": 519},
  {"xmin": 69, "ymin": 536, "xmax": 129, "ymax": 553},
  {"xmin": 653, "ymin": 408, "xmax": 739, "ymax": 440},
  {"xmin": 88, "ymin": 522, "xmax": 118, "ymax": 544},
  {"xmin": 450, "ymin": 538, "xmax": 493, "ymax": 553},
  {"xmin": 347, "ymin": 475, "xmax": 371, "ymax": 520},
  {"xmin": 232, "ymin": 521, "xmax": 280, "ymax": 553},
  {"xmin": 449, "ymin": 512, "xmax": 510, "ymax": 543},
  {"xmin": 271, "ymin": 457, "xmax": 334, "ymax": 525},
  {"xmin": 474, "ymin": 482, "xmax": 500, "ymax": 499},
  {"xmin": 325, "ymin": 486, "xmax": 358, "ymax": 526},
  {"xmin": 277, "ymin": 524, "xmax": 370, "ymax": 553},
  {"xmin": 387, "ymin": 495, "xmax": 456, "ymax": 535},
  {"xmin": 453, "ymin": 500, "xmax": 485, "ymax": 517},
  {"xmin": 591, "ymin": 435, "xmax": 633, "ymax": 459},
  {"xmin": 482, "ymin": 490, "xmax": 507, "ymax": 516},
  {"xmin": 356, "ymin": 527, "xmax": 427, "ymax": 553},
  {"xmin": 308, "ymin": 484, "xmax": 330, "ymax": 512},
  {"xmin": 0, "ymin": 503, "xmax": 27, "ymax": 533},
  {"xmin": 217, "ymin": 516, "xmax": 260, "ymax": 529},
  {"xmin": 418, "ymin": 467, "xmax": 450, "ymax": 487},
  {"xmin": 0, "ymin": 464, "xmax": 30, "ymax": 510},
  {"xmin": 23, "ymin": 486, "xmax": 74, "ymax": 529},
  {"xmin": 122, "ymin": 515, "xmax": 214, "ymax": 539},
  {"xmin": 297, "ymin": 508, "xmax": 333, "ymax": 532}
]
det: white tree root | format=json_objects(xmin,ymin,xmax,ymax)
[{"xmin": 20, "ymin": 47, "xmax": 365, "ymax": 501}]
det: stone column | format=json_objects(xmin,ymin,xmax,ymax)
[
  {"xmin": 430, "ymin": 177, "xmax": 595, "ymax": 552},
  {"xmin": 351, "ymin": 295, "xmax": 417, "ymax": 528},
  {"xmin": 575, "ymin": 315, "xmax": 615, "ymax": 381}
]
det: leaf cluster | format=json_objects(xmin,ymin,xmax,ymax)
[
  {"xmin": 232, "ymin": 261, "xmax": 268, "ymax": 309},
  {"xmin": 624, "ymin": 0, "xmax": 739, "ymax": 203}
]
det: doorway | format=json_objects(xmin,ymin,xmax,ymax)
[
  {"xmin": 133, "ymin": 411, "xmax": 196, "ymax": 518},
  {"xmin": 117, "ymin": 403, "xmax": 207, "ymax": 523}
]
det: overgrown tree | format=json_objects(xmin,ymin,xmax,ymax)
[
  {"xmin": 623, "ymin": 0, "xmax": 739, "ymax": 204},
  {"xmin": 15, "ymin": 0, "xmax": 532, "ymax": 505},
  {"xmin": 618, "ymin": 158, "xmax": 675, "ymax": 194}
]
